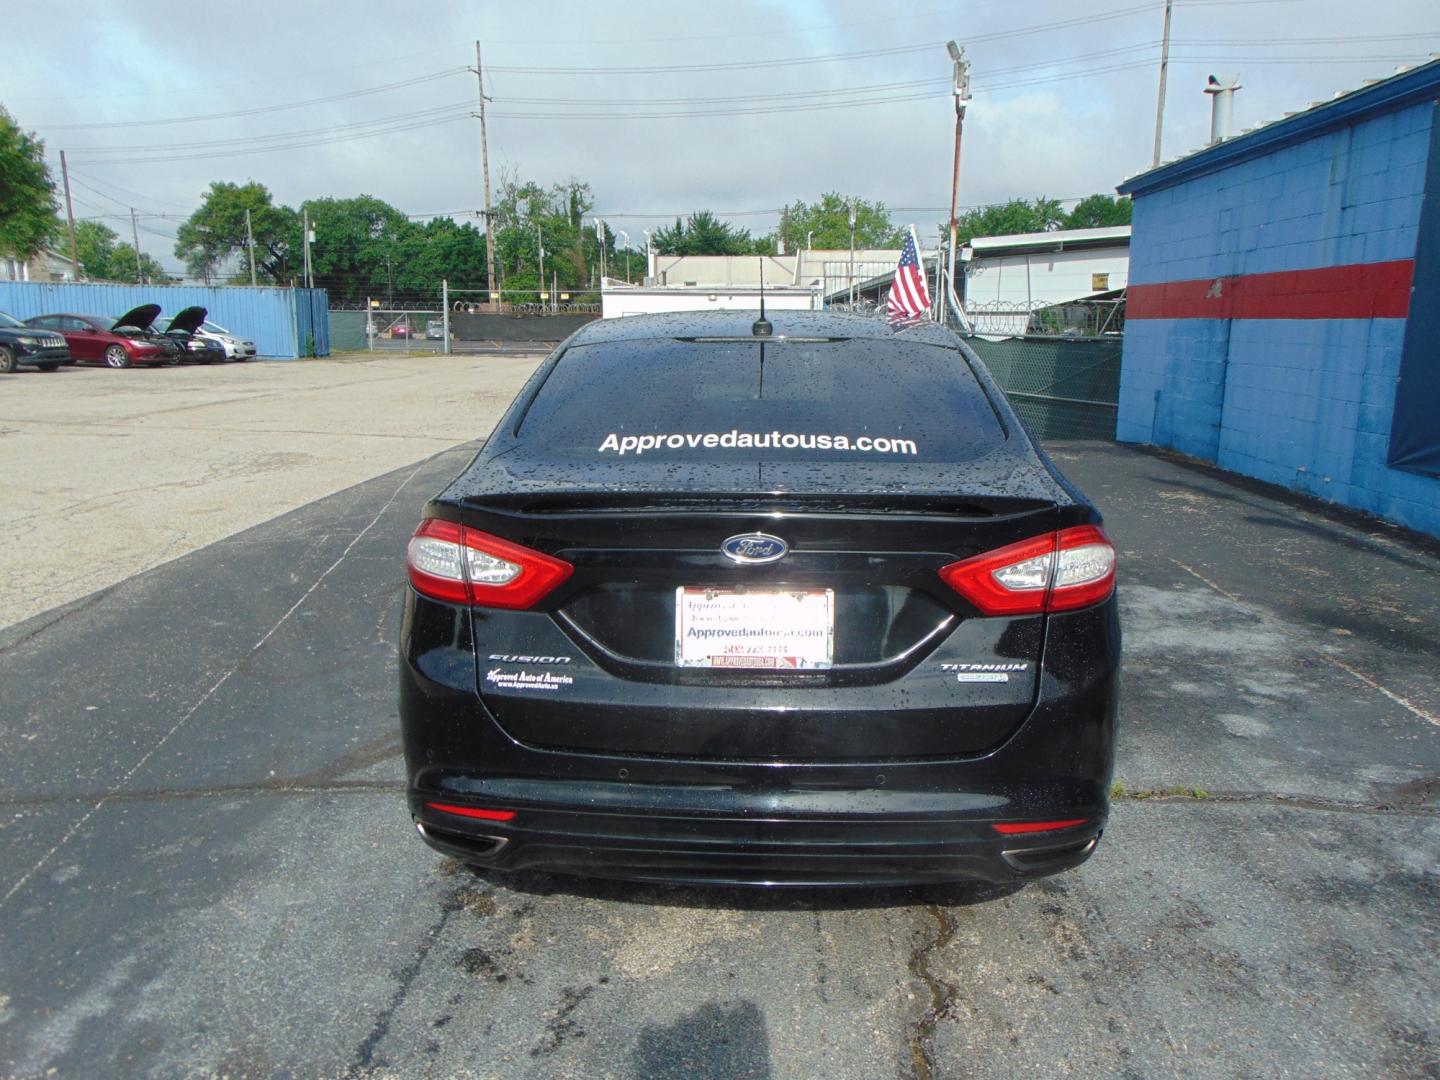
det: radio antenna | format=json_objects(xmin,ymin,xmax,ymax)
[{"xmin": 752, "ymin": 257, "xmax": 772, "ymax": 337}]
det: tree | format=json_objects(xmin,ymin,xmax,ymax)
[
  {"xmin": 954, "ymin": 197, "xmax": 1066, "ymax": 245},
  {"xmin": 0, "ymin": 107, "xmax": 59, "ymax": 258},
  {"xmin": 301, "ymin": 194, "xmax": 409, "ymax": 304},
  {"xmin": 1062, "ymin": 194, "xmax": 1132, "ymax": 230},
  {"xmin": 72, "ymin": 219, "xmax": 165, "ymax": 282},
  {"xmin": 175, "ymin": 181, "xmax": 299, "ymax": 284},
  {"xmin": 652, "ymin": 210, "xmax": 761, "ymax": 256},
  {"xmin": 489, "ymin": 171, "xmax": 616, "ymax": 297},
  {"xmin": 73, "ymin": 220, "xmax": 120, "ymax": 279},
  {"xmin": 773, "ymin": 193, "xmax": 903, "ymax": 252}
]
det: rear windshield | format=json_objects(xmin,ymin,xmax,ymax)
[{"xmin": 518, "ymin": 337, "xmax": 1005, "ymax": 463}]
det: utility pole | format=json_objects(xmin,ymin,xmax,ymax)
[
  {"xmin": 130, "ymin": 208, "xmax": 144, "ymax": 283},
  {"xmin": 848, "ymin": 198, "xmax": 857, "ymax": 307},
  {"xmin": 59, "ymin": 151, "xmax": 80, "ymax": 280},
  {"xmin": 441, "ymin": 279, "xmax": 451, "ymax": 355},
  {"xmin": 946, "ymin": 41, "xmax": 971, "ymax": 320},
  {"xmin": 1152, "ymin": 0, "xmax": 1174, "ymax": 168},
  {"xmin": 302, "ymin": 207, "xmax": 314, "ymax": 289},
  {"xmin": 244, "ymin": 208, "xmax": 257, "ymax": 286},
  {"xmin": 474, "ymin": 41, "xmax": 498, "ymax": 313},
  {"xmin": 536, "ymin": 222, "xmax": 545, "ymax": 307},
  {"xmin": 595, "ymin": 218, "xmax": 606, "ymax": 283}
]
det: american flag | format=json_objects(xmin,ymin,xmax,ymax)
[{"xmin": 886, "ymin": 226, "xmax": 931, "ymax": 322}]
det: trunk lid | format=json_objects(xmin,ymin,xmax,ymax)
[{"xmin": 461, "ymin": 486, "xmax": 1057, "ymax": 761}]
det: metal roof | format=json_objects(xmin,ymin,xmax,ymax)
[
  {"xmin": 1119, "ymin": 55, "xmax": 1440, "ymax": 197},
  {"xmin": 967, "ymin": 226, "xmax": 1131, "ymax": 256}
]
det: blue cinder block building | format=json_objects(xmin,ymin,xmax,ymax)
[{"xmin": 1116, "ymin": 58, "xmax": 1440, "ymax": 536}]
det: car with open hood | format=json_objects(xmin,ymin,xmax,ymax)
[
  {"xmin": 154, "ymin": 307, "xmax": 227, "ymax": 364},
  {"xmin": 23, "ymin": 308, "xmax": 175, "ymax": 368},
  {"xmin": 0, "ymin": 311, "xmax": 69, "ymax": 372},
  {"xmin": 398, "ymin": 310, "xmax": 1121, "ymax": 887}
]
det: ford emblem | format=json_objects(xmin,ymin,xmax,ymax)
[{"xmin": 721, "ymin": 532, "xmax": 789, "ymax": 565}]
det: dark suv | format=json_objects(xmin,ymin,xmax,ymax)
[
  {"xmin": 399, "ymin": 311, "xmax": 1121, "ymax": 887},
  {"xmin": 0, "ymin": 311, "xmax": 69, "ymax": 372}
]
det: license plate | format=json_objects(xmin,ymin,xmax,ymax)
[{"xmin": 675, "ymin": 587, "xmax": 834, "ymax": 669}]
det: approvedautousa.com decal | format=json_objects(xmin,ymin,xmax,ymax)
[{"xmin": 596, "ymin": 430, "xmax": 918, "ymax": 456}]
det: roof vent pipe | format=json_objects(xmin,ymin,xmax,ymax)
[{"xmin": 1204, "ymin": 74, "xmax": 1242, "ymax": 144}]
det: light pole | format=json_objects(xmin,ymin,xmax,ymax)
[
  {"xmin": 946, "ymin": 41, "xmax": 972, "ymax": 316},
  {"xmin": 643, "ymin": 228, "xmax": 654, "ymax": 281},
  {"xmin": 536, "ymin": 222, "xmax": 545, "ymax": 308},
  {"xmin": 618, "ymin": 229, "xmax": 631, "ymax": 282},
  {"xmin": 806, "ymin": 229, "xmax": 813, "ymax": 251},
  {"xmin": 595, "ymin": 218, "xmax": 607, "ymax": 283},
  {"xmin": 847, "ymin": 198, "xmax": 857, "ymax": 307}
]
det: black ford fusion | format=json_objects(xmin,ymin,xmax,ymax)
[{"xmin": 399, "ymin": 311, "xmax": 1120, "ymax": 887}]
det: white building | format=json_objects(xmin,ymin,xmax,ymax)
[
  {"xmin": 602, "ymin": 248, "xmax": 928, "ymax": 319},
  {"xmin": 601, "ymin": 279, "xmax": 820, "ymax": 318},
  {"xmin": 2, "ymin": 247, "xmax": 79, "ymax": 283},
  {"xmin": 962, "ymin": 226, "xmax": 1130, "ymax": 336}
]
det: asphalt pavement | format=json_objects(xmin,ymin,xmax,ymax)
[{"xmin": 0, "ymin": 440, "xmax": 1436, "ymax": 1079}]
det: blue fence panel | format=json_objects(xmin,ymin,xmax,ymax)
[{"xmin": 0, "ymin": 282, "xmax": 329, "ymax": 358}]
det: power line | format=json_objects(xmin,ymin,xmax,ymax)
[
  {"xmin": 487, "ymin": 43, "xmax": 1165, "ymax": 109},
  {"xmin": 68, "ymin": 102, "xmax": 474, "ymax": 154},
  {"xmin": 66, "ymin": 169, "xmax": 193, "ymax": 211},
  {"xmin": 1177, "ymin": 32, "xmax": 1440, "ymax": 45},
  {"xmin": 41, "ymin": 68, "xmax": 468, "ymax": 131},
  {"xmin": 485, "ymin": 6, "xmax": 1164, "ymax": 77},
  {"xmin": 69, "ymin": 114, "xmax": 473, "ymax": 166},
  {"xmin": 490, "ymin": 90, "xmax": 946, "ymax": 121}
]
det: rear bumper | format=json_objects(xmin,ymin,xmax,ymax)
[
  {"xmin": 400, "ymin": 591, "xmax": 1119, "ymax": 886},
  {"xmin": 408, "ymin": 783, "xmax": 1105, "ymax": 886}
]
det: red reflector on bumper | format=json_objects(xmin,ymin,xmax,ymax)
[
  {"xmin": 425, "ymin": 802, "xmax": 516, "ymax": 822},
  {"xmin": 992, "ymin": 818, "xmax": 1090, "ymax": 835}
]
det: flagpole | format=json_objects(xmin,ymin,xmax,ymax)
[{"xmin": 946, "ymin": 42, "xmax": 971, "ymax": 329}]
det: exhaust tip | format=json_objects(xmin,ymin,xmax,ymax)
[{"xmin": 414, "ymin": 820, "xmax": 509, "ymax": 859}]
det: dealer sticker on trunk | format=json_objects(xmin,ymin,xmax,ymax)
[{"xmin": 676, "ymin": 587, "xmax": 834, "ymax": 670}]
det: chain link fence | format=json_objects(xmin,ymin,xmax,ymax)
[{"xmin": 962, "ymin": 334, "xmax": 1122, "ymax": 441}]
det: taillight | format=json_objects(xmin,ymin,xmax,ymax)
[
  {"xmin": 406, "ymin": 518, "xmax": 572, "ymax": 609},
  {"xmin": 939, "ymin": 525, "xmax": 1115, "ymax": 615},
  {"xmin": 992, "ymin": 818, "xmax": 1091, "ymax": 835},
  {"xmin": 424, "ymin": 802, "xmax": 516, "ymax": 822}
]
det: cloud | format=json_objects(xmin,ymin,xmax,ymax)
[{"xmin": 6, "ymin": 0, "xmax": 1435, "ymax": 268}]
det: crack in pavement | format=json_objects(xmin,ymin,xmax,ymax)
[
  {"xmin": 906, "ymin": 905, "xmax": 958, "ymax": 1080},
  {"xmin": 0, "ymin": 584, "xmax": 119, "ymax": 656},
  {"xmin": 343, "ymin": 882, "xmax": 470, "ymax": 1077},
  {"xmin": 1110, "ymin": 787, "xmax": 1440, "ymax": 815},
  {"xmin": 0, "ymin": 456, "xmax": 431, "ymax": 912},
  {"xmin": 1168, "ymin": 557, "xmax": 1440, "ymax": 726}
]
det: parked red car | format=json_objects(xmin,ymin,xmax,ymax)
[{"xmin": 26, "ymin": 306, "xmax": 180, "ymax": 368}]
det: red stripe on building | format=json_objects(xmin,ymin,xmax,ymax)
[{"xmin": 1127, "ymin": 259, "xmax": 1414, "ymax": 320}]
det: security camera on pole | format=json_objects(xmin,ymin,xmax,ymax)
[{"xmin": 945, "ymin": 41, "xmax": 971, "ymax": 322}]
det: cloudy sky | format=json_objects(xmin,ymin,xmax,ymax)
[{"xmin": 4, "ymin": 0, "xmax": 1436, "ymax": 274}]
